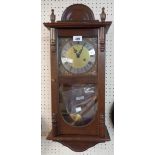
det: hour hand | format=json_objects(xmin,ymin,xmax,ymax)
[{"xmin": 73, "ymin": 47, "xmax": 78, "ymax": 54}]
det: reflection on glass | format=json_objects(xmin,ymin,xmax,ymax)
[
  {"xmin": 88, "ymin": 49, "xmax": 95, "ymax": 55},
  {"xmin": 60, "ymin": 84, "xmax": 97, "ymax": 126}
]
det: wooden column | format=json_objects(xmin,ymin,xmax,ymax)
[
  {"xmin": 47, "ymin": 28, "xmax": 58, "ymax": 139},
  {"xmin": 98, "ymin": 27, "xmax": 105, "ymax": 138}
]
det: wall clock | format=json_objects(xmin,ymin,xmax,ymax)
[{"xmin": 44, "ymin": 4, "xmax": 112, "ymax": 152}]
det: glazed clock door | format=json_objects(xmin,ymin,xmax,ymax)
[
  {"xmin": 57, "ymin": 29, "xmax": 100, "ymax": 135},
  {"xmin": 60, "ymin": 84, "xmax": 97, "ymax": 127}
]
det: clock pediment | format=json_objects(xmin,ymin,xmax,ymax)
[{"xmin": 61, "ymin": 4, "xmax": 95, "ymax": 21}]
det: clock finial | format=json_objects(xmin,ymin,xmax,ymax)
[
  {"xmin": 100, "ymin": 7, "xmax": 106, "ymax": 21},
  {"xmin": 50, "ymin": 9, "xmax": 56, "ymax": 22}
]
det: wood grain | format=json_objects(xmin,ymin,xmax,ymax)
[
  {"xmin": 44, "ymin": 21, "xmax": 112, "ymax": 29},
  {"xmin": 45, "ymin": 4, "xmax": 112, "ymax": 152}
]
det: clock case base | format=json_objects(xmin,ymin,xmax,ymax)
[{"xmin": 47, "ymin": 126, "xmax": 110, "ymax": 152}]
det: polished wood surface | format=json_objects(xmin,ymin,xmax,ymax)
[
  {"xmin": 47, "ymin": 126, "xmax": 110, "ymax": 152},
  {"xmin": 44, "ymin": 21, "xmax": 112, "ymax": 29},
  {"xmin": 61, "ymin": 4, "xmax": 95, "ymax": 21},
  {"xmin": 59, "ymin": 75, "xmax": 97, "ymax": 84},
  {"xmin": 44, "ymin": 4, "xmax": 112, "ymax": 152},
  {"xmin": 98, "ymin": 27, "xmax": 106, "ymax": 137},
  {"xmin": 57, "ymin": 28, "xmax": 98, "ymax": 37}
]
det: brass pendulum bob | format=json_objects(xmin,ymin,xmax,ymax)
[
  {"xmin": 50, "ymin": 9, "xmax": 56, "ymax": 22},
  {"xmin": 70, "ymin": 114, "xmax": 82, "ymax": 122},
  {"xmin": 70, "ymin": 96, "xmax": 97, "ymax": 124},
  {"xmin": 100, "ymin": 7, "xmax": 106, "ymax": 21}
]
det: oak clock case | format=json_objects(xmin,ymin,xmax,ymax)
[{"xmin": 44, "ymin": 4, "xmax": 112, "ymax": 152}]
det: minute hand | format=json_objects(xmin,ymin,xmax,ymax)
[{"xmin": 78, "ymin": 43, "xmax": 85, "ymax": 56}]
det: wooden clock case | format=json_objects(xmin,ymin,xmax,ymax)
[{"xmin": 44, "ymin": 4, "xmax": 112, "ymax": 152}]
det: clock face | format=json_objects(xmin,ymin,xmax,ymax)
[{"xmin": 61, "ymin": 39, "xmax": 96, "ymax": 74}]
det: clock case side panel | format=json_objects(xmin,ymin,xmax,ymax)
[
  {"xmin": 47, "ymin": 28, "xmax": 60, "ymax": 139},
  {"xmin": 98, "ymin": 27, "xmax": 106, "ymax": 138}
]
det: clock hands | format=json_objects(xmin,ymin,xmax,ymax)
[
  {"xmin": 78, "ymin": 43, "xmax": 86, "ymax": 57},
  {"xmin": 73, "ymin": 47, "xmax": 78, "ymax": 54},
  {"xmin": 72, "ymin": 43, "xmax": 86, "ymax": 58},
  {"xmin": 72, "ymin": 46, "xmax": 80, "ymax": 58}
]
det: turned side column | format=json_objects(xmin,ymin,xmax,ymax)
[
  {"xmin": 98, "ymin": 27, "xmax": 106, "ymax": 138},
  {"xmin": 50, "ymin": 28, "xmax": 58, "ymax": 137}
]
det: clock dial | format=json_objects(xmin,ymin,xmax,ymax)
[{"xmin": 61, "ymin": 39, "xmax": 96, "ymax": 74}]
